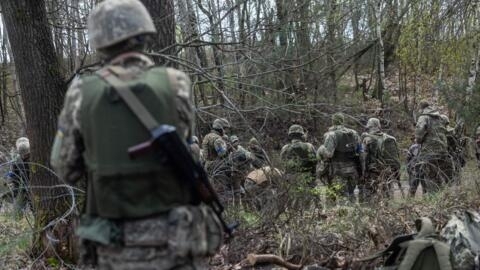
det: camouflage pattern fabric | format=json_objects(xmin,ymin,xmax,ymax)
[
  {"xmin": 280, "ymin": 139, "xmax": 316, "ymax": 174},
  {"xmin": 96, "ymin": 205, "xmax": 222, "ymax": 270},
  {"xmin": 50, "ymin": 53, "xmax": 220, "ymax": 269},
  {"xmin": 407, "ymin": 143, "xmax": 423, "ymax": 196},
  {"xmin": 318, "ymin": 125, "xmax": 361, "ymax": 197},
  {"xmin": 228, "ymin": 145, "xmax": 253, "ymax": 194},
  {"xmin": 248, "ymin": 138, "xmax": 268, "ymax": 169},
  {"xmin": 415, "ymin": 106, "xmax": 453, "ymax": 191}
]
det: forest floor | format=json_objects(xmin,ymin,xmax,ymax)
[{"xmin": 0, "ymin": 162, "xmax": 478, "ymax": 269}]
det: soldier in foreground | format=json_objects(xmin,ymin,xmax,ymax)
[
  {"xmin": 415, "ymin": 101, "xmax": 452, "ymax": 192},
  {"xmin": 360, "ymin": 118, "xmax": 401, "ymax": 198},
  {"xmin": 280, "ymin": 124, "xmax": 317, "ymax": 185},
  {"xmin": 50, "ymin": 0, "xmax": 222, "ymax": 268},
  {"xmin": 317, "ymin": 113, "xmax": 362, "ymax": 199}
]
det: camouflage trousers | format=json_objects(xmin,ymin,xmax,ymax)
[
  {"xmin": 417, "ymin": 155, "xmax": 454, "ymax": 193},
  {"xmin": 326, "ymin": 163, "xmax": 360, "ymax": 200},
  {"xmin": 82, "ymin": 205, "xmax": 223, "ymax": 270}
]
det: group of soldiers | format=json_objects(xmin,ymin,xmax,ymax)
[
  {"xmin": 196, "ymin": 118, "xmax": 269, "ymax": 195},
  {"xmin": 198, "ymin": 100, "xmax": 469, "ymax": 202}
]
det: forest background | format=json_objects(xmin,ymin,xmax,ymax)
[{"xmin": 1, "ymin": 0, "xmax": 480, "ymax": 269}]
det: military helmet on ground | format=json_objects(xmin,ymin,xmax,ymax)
[
  {"xmin": 332, "ymin": 113, "xmax": 345, "ymax": 125},
  {"xmin": 366, "ymin": 117, "xmax": 381, "ymax": 130},
  {"xmin": 288, "ymin": 124, "xmax": 305, "ymax": 136},
  {"xmin": 87, "ymin": 0, "xmax": 157, "ymax": 50},
  {"xmin": 16, "ymin": 137, "xmax": 30, "ymax": 158},
  {"xmin": 212, "ymin": 118, "xmax": 231, "ymax": 130}
]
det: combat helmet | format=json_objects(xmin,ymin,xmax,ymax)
[
  {"xmin": 212, "ymin": 118, "xmax": 231, "ymax": 133},
  {"xmin": 16, "ymin": 137, "xmax": 30, "ymax": 159},
  {"xmin": 366, "ymin": 117, "xmax": 381, "ymax": 131},
  {"xmin": 332, "ymin": 113, "xmax": 345, "ymax": 125},
  {"xmin": 288, "ymin": 124, "xmax": 305, "ymax": 136},
  {"xmin": 87, "ymin": 0, "xmax": 157, "ymax": 50},
  {"xmin": 230, "ymin": 135, "xmax": 239, "ymax": 144}
]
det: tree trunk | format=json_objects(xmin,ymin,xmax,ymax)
[
  {"xmin": 326, "ymin": 0, "xmax": 338, "ymax": 103},
  {"xmin": 2, "ymin": 0, "xmax": 73, "ymax": 261},
  {"xmin": 141, "ymin": 0, "xmax": 176, "ymax": 66},
  {"xmin": 374, "ymin": 0, "xmax": 386, "ymax": 103}
]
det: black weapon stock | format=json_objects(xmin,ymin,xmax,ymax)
[{"xmin": 128, "ymin": 124, "xmax": 238, "ymax": 236}]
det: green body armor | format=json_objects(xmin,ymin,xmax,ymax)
[{"xmin": 79, "ymin": 67, "xmax": 192, "ymax": 219}]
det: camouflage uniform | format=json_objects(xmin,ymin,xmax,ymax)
[
  {"xmin": 360, "ymin": 118, "xmax": 400, "ymax": 198},
  {"xmin": 190, "ymin": 136, "xmax": 202, "ymax": 162},
  {"xmin": 317, "ymin": 113, "xmax": 361, "ymax": 198},
  {"xmin": 442, "ymin": 115, "xmax": 463, "ymax": 183},
  {"xmin": 415, "ymin": 102, "xmax": 452, "ymax": 192},
  {"xmin": 6, "ymin": 137, "xmax": 31, "ymax": 216},
  {"xmin": 248, "ymin": 137, "xmax": 269, "ymax": 169},
  {"xmin": 407, "ymin": 143, "xmax": 423, "ymax": 196},
  {"xmin": 280, "ymin": 125, "xmax": 317, "ymax": 185},
  {"xmin": 202, "ymin": 119, "xmax": 231, "ymax": 193},
  {"xmin": 228, "ymin": 135, "xmax": 253, "ymax": 194},
  {"xmin": 50, "ymin": 1, "xmax": 222, "ymax": 269}
]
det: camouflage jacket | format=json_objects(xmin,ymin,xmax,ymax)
[
  {"xmin": 415, "ymin": 107, "xmax": 448, "ymax": 156},
  {"xmin": 280, "ymin": 139, "xmax": 316, "ymax": 173},
  {"xmin": 202, "ymin": 130, "xmax": 227, "ymax": 161},
  {"xmin": 229, "ymin": 145, "xmax": 253, "ymax": 172},
  {"xmin": 51, "ymin": 52, "xmax": 194, "ymax": 184}
]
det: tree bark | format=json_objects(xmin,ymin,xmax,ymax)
[
  {"xmin": 2, "ymin": 0, "xmax": 72, "ymax": 260},
  {"xmin": 141, "ymin": 0, "xmax": 177, "ymax": 66}
]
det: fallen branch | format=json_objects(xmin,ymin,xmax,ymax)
[{"xmin": 246, "ymin": 254, "xmax": 302, "ymax": 270}]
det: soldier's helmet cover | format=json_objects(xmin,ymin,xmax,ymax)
[
  {"xmin": 212, "ymin": 118, "xmax": 231, "ymax": 131},
  {"xmin": 332, "ymin": 113, "xmax": 345, "ymax": 125},
  {"xmin": 249, "ymin": 137, "xmax": 259, "ymax": 146},
  {"xmin": 16, "ymin": 137, "xmax": 30, "ymax": 158},
  {"xmin": 288, "ymin": 124, "xmax": 305, "ymax": 136},
  {"xmin": 87, "ymin": 0, "xmax": 157, "ymax": 50},
  {"xmin": 366, "ymin": 117, "xmax": 381, "ymax": 130},
  {"xmin": 230, "ymin": 135, "xmax": 239, "ymax": 144}
]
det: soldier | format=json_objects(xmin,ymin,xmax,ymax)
[
  {"xmin": 280, "ymin": 124, "xmax": 317, "ymax": 184},
  {"xmin": 360, "ymin": 118, "xmax": 401, "ymax": 198},
  {"xmin": 50, "ymin": 1, "xmax": 222, "ymax": 269},
  {"xmin": 415, "ymin": 100, "xmax": 452, "ymax": 192},
  {"xmin": 248, "ymin": 137, "xmax": 269, "ymax": 169},
  {"xmin": 190, "ymin": 135, "xmax": 202, "ymax": 162},
  {"xmin": 228, "ymin": 135, "xmax": 253, "ymax": 195},
  {"xmin": 317, "ymin": 113, "xmax": 361, "ymax": 198},
  {"xmin": 407, "ymin": 138, "xmax": 422, "ymax": 197},
  {"xmin": 6, "ymin": 137, "xmax": 31, "ymax": 217},
  {"xmin": 202, "ymin": 118, "xmax": 230, "ymax": 174},
  {"xmin": 441, "ymin": 114, "xmax": 463, "ymax": 183}
]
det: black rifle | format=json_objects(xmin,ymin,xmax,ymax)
[{"xmin": 127, "ymin": 124, "xmax": 238, "ymax": 236}]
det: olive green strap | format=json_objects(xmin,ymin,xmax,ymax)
[{"xmin": 97, "ymin": 67, "xmax": 159, "ymax": 131}]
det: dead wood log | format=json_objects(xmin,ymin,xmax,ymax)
[{"xmin": 246, "ymin": 254, "xmax": 302, "ymax": 270}]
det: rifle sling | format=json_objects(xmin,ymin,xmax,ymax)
[{"xmin": 97, "ymin": 67, "xmax": 159, "ymax": 132}]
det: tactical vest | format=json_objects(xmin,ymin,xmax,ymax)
[
  {"xmin": 79, "ymin": 66, "xmax": 192, "ymax": 219},
  {"xmin": 421, "ymin": 113, "xmax": 448, "ymax": 154},
  {"xmin": 332, "ymin": 129, "xmax": 357, "ymax": 162},
  {"xmin": 283, "ymin": 141, "xmax": 315, "ymax": 172}
]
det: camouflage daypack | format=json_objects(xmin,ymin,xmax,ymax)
[
  {"xmin": 332, "ymin": 130, "xmax": 357, "ymax": 162},
  {"xmin": 284, "ymin": 141, "xmax": 315, "ymax": 172},
  {"xmin": 377, "ymin": 133, "xmax": 401, "ymax": 170},
  {"xmin": 362, "ymin": 217, "xmax": 453, "ymax": 270}
]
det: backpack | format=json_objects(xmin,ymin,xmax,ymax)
[
  {"xmin": 362, "ymin": 217, "xmax": 453, "ymax": 270},
  {"xmin": 441, "ymin": 210, "xmax": 480, "ymax": 270},
  {"xmin": 284, "ymin": 142, "xmax": 315, "ymax": 172},
  {"xmin": 377, "ymin": 133, "xmax": 401, "ymax": 170}
]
